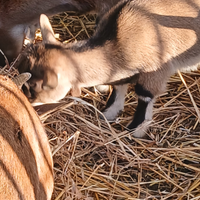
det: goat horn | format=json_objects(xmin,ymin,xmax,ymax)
[{"xmin": 12, "ymin": 72, "xmax": 32, "ymax": 89}]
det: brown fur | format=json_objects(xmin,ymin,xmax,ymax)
[
  {"xmin": 18, "ymin": 0, "xmax": 200, "ymax": 101},
  {"xmin": 17, "ymin": 0, "xmax": 200, "ymax": 136},
  {"xmin": 0, "ymin": 0, "xmax": 121, "ymax": 66},
  {"xmin": 0, "ymin": 75, "xmax": 54, "ymax": 199}
]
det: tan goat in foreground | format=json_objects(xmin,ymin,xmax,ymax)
[
  {"xmin": 17, "ymin": 0, "xmax": 200, "ymax": 137},
  {"xmin": 0, "ymin": 75, "xmax": 54, "ymax": 199}
]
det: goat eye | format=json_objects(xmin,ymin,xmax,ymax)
[{"xmin": 29, "ymin": 82, "xmax": 36, "ymax": 88}]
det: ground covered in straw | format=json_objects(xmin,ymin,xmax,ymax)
[{"xmin": 3, "ymin": 12, "xmax": 200, "ymax": 200}]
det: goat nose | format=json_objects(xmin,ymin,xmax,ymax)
[{"xmin": 30, "ymin": 80, "xmax": 43, "ymax": 92}]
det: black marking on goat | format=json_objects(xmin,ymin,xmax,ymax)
[
  {"xmin": 103, "ymin": 86, "xmax": 117, "ymax": 111},
  {"xmin": 15, "ymin": 127, "xmax": 23, "ymax": 143},
  {"xmin": 44, "ymin": 43, "xmax": 63, "ymax": 50},
  {"xmin": 127, "ymin": 98, "xmax": 148, "ymax": 129},
  {"xmin": 135, "ymin": 83, "xmax": 153, "ymax": 99},
  {"xmin": 71, "ymin": 0, "xmax": 130, "ymax": 52},
  {"xmin": 17, "ymin": 129, "xmax": 22, "ymax": 142}
]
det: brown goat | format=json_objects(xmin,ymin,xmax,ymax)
[
  {"xmin": 17, "ymin": 0, "xmax": 200, "ymax": 137},
  {"xmin": 0, "ymin": 0, "xmax": 121, "ymax": 66},
  {"xmin": 0, "ymin": 75, "xmax": 54, "ymax": 199}
]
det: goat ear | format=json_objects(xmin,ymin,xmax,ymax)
[
  {"xmin": 40, "ymin": 14, "xmax": 58, "ymax": 44},
  {"xmin": 42, "ymin": 70, "xmax": 58, "ymax": 90},
  {"xmin": 12, "ymin": 72, "xmax": 32, "ymax": 89}
]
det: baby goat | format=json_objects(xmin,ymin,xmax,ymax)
[
  {"xmin": 17, "ymin": 0, "xmax": 200, "ymax": 137},
  {"xmin": 0, "ymin": 74, "xmax": 54, "ymax": 199},
  {"xmin": 0, "ymin": 0, "xmax": 121, "ymax": 66}
]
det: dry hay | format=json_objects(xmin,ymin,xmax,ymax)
[{"xmin": 2, "ymin": 11, "xmax": 200, "ymax": 200}]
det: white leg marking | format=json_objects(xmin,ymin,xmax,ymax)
[
  {"xmin": 132, "ymin": 120, "xmax": 152, "ymax": 138},
  {"xmin": 145, "ymin": 99, "xmax": 154, "ymax": 121},
  {"xmin": 103, "ymin": 84, "xmax": 128, "ymax": 121},
  {"xmin": 132, "ymin": 99, "xmax": 154, "ymax": 138}
]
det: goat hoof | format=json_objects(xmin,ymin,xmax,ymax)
[{"xmin": 126, "ymin": 121, "xmax": 149, "ymax": 138}]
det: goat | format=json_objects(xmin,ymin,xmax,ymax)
[
  {"xmin": 0, "ymin": 0, "xmax": 121, "ymax": 67},
  {"xmin": 0, "ymin": 74, "xmax": 54, "ymax": 199},
  {"xmin": 17, "ymin": 0, "xmax": 200, "ymax": 137}
]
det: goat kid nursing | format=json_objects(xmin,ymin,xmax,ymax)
[{"xmin": 17, "ymin": 0, "xmax": 200, "ymax": 137}]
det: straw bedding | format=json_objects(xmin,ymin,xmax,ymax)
[{"xmin": 2, "ymin": 11, "xmax": 200, "ymax": 200}]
